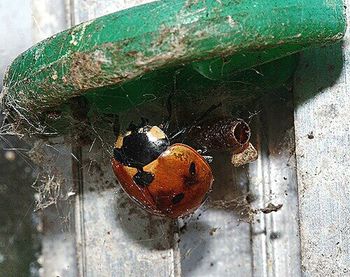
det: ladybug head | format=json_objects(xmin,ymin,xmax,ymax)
[{"xmin": 114, "ymin": 125, "xmax": 170, "ymax": 168}]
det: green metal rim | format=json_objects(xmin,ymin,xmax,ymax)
[{"xmin": 1, "ymin": 0, "xmax": 346, "ymax": 116}]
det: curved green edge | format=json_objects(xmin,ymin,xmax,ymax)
[{"xmin": 1, "ymin": 0, "xmax": 346, "ymax": 114}]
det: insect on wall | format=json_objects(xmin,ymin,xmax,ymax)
[
  {"xmin": 83, "ymin": 63, "xmax": 263, "ymax": 219},
  {"xmin": 0, "ymin": 52, "xmax": 298, "ymax": 219}
]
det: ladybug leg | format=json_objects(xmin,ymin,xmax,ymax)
[
  {"xmin": 140, "ymin": 117, "xmax": 149, "ymax": 126},
  {"xmin": 194, "ymin": 102, "xmax": 222, "ymax": 124},
  {"xmin": 202, "ymin": 155, "xmax": 213, "ymax": 164},
  {"xmin": 160, "ymin": 89, "xmax": 175, "ymax": 131},
  {"xmin": 196, "ymin": 146, "xmax": 208, "ymax": 155},
  {"xmin": 169, "ymin": 103, "xmax": 223, "ymax": 143},
  {"xmin": 192, "ymin": 141, "xmax": 213, "ymax": 163},
  {"xmin": 192, "ymin": 143, "xmax": 213, "ymax": 164}
]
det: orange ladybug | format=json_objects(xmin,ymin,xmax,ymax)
[{"xmin": 112, "ymin": 125, "xmax": 213, "ymax": 219}]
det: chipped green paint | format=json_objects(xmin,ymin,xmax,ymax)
[{"xmin": 1, "ymin": 0, "xmax": 346, "ymax": 116}]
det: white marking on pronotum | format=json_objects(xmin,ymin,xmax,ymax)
[{"xmin": 147, "ymin": 126, "xmax": 166, "ymax": 142}]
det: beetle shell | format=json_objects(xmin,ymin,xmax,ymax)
[{"xmin": 112, "ymin": 143, "xmax": 213, "ymax": 218}]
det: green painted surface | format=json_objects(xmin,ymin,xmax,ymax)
[
  {"xmin": 1, "ymin": 0, "xmax": 346, "ymax": 121},
  {"xmin": 86, "ymin": 53, "xmax": 299, "ymax": 114}
]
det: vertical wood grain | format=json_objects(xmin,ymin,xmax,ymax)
[
  {"xmin": 31, "ymin": 1, "xmax": 77, "ymax": 276},
  {"xmin": 39, "ymin": 142, "xmax": 78, "ymax": 277},
  {"xmin": 249, "ymin": 89, "xmax": 301, "ymax": 277},
  {"xmin": 294, "ymin": 1, "xmax": 350, "ymax": 275}
]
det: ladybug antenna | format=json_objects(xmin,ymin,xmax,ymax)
[
  {"xmin": 159, "ymin": 89, "xmax": 176, "ymax": 132},
  {"xmin": 168, "ymin": 128, "xmax": 186, "ymax": 140},
  {"xmin": 161, "ymin": 70, "xmax": 180, "ymax": 131},
  {"xmin": 169, "ymin": 102, "xmax": 223, "ymax": 141},
  {"xmin": 193, "ymin": 103, "xmax": 222, "ymax": 125},
  {"xmin": 113, "ymin": 115, "xmax": 120, "ymax": 137},
  {"xmin": 127, "ymin": 122, "xmax": 138, "ymax": 132},
  {"xmin": 140, "ymin": 117, "xmax": 149, "ymax": 126}
]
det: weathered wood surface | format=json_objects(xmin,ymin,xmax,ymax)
[
  {"xmin": 249, "ymin": 90, "xmax": 301, "ymax": 277},
  {"xmin": 30, "ymin": 2, "xmax": 78, "ymax": 276},
  {"xmin": 0, "ymin": 1, "xmax": 40, "ymax": 276},
  {"xmin": 294, "ymin": 0, "xmax": 350, "ymax": 275}
]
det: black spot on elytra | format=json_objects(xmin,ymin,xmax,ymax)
[
  {"xmin": 189, "ymin": 162, "xmax": 196, "ymax": 176},
  {"xmin": 184, "ymin": 162, "xmax": 198, "ymax": 186},
  {"xmin": 172, "ymin": 193, "xmax": 185, "ymax": 205},
  {"xmin": 133, "ymin": 170, "xmax": 154, "ymax": 187}
]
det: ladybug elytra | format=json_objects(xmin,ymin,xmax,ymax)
[{"xmin": 112, "ymin": 124, "xmax": 213, "ymax": 219}]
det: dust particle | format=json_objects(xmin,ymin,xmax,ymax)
[
  {"xmin": 307, "ymin": 131, "xmax": 314, "ymax": 139},
  {"xmin": 260, "ymin": 203, "xmax": 283, "ymax": 214},
  {"xmin": 209, "ymin": 227, "xmax": 218, "ymax": 236}
]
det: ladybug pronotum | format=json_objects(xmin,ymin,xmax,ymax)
[{"xmin": 112, "ymin": 125, "xmax": 213, "ymax": 218}]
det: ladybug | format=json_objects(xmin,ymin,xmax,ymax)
[{"xmin": 112, "ymin": 124, "xmax": 213, "ymax": 219}]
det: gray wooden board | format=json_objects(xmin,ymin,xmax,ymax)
[
  {"xmin": 249, "ymin": 89, "xmax": 301, "ymax": 277},
  {"xmin": 38, "ymin": 141, "xmax": 78, "ymax": 277},
  {"xmin": 30, "ymin": 1, "xmax": 78, "ymax": 276},
  {"xmin": 294, "ymin": 1, "xmax": 350, "ymax": 275},
  {"xmin": 0, "ymin": 0, "xmax": 32, "ymax": 86},
  {"xmin": 77, "ymin": 139, "xmax": 179, "ymax": 276},
  {"xmin": 0, "ymin": 0, "xmax": 39, "ymax": 276}
]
